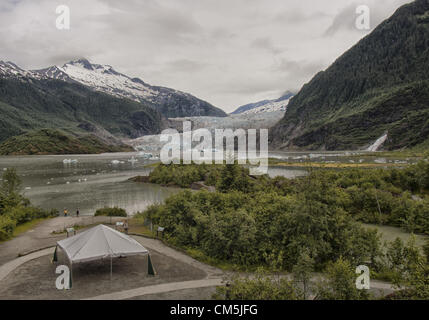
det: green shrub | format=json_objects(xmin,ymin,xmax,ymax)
[
  {"xmin": 5, "ymin": 206, "xmax": 56, "ymax": 225},
  {"xmin": 213, "ymin": 273, "xmax": 299, "ymax": 300},
  {"xmin": 316, "ymin": 258, "xmax": 370, "ymax": 300},
  {"xmin": 424, "ymin": 240, "xmax": 429, "ymax": 263},
  {"xmin": 0, "ymin": 215, "xmax": 16, "ymax": 241},
  {"xmin": 94, "ymin": 207, "xmax": 127, "ymax": 217},
  {"xmin": 145, "ymin": 189, "xmax": 381, "ymax": 270},
  {"xmin": 6, "ymin": 206, "xmax": 57, "ymax": 224}
]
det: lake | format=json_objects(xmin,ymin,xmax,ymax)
[
  {"xmin": 0, "ymin": 151, "xmax": 418, "ymax": 216},
  {"xmin": 0, "ymin": 153, "xmax": 178, "ymax": 216}
]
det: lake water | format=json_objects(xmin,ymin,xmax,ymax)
[
  {"xmin": 0, "ymin": 150, "xmax": 417, "ymax": 216},
  {"xmin": 0, "ymin": 153, "xmax": 179, "ymax": 216}
]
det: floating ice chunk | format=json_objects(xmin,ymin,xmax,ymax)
[
  {"xmin": 374, "ymin": 158, "xmax": 387, "ymax": 164},
  {"xmin": 63, "ymin": 159, "xmax": 78, "ymax": 164},
  {"xmin": 138, "ymin": 152, "xmax": 154, "ymax": 159},
  {"xmin": 128, "ymin": 156, "xmax": 138, "ymax": 163}
]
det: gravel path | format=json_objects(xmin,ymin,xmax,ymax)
[
  {"xmin": 0, "ymin": 217, "xmax": 79, "ymax": 266},
  {"xmin": 130, "ymin": 236, "xmax": 224, "ymax": 280},
  {"xmin": 0, "ymin": 247, "xmax": 55, "ymax": 282},
  {"xmin": 85, "ymin": 279, "xmax": 223, "ymax": 300}
]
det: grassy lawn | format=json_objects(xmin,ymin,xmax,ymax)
[
  {"xmin": 128, "ymin": 217, "xmax": 157, "ymax": 237},
  {"xmin": 12, "ymin": 218, "xmax": 50, "ymax": 237},
  {"xmin": 0, "ymin": 217, "xmax": 51, "ymax": 244}
]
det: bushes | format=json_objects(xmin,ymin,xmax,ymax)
[
  {"xmin": 149, "ymin": 163, "xmax": 212, "ymax": 188},
  {"xmin": 315, "ymin": 258, "xmax": 370, "ymax": 300},
  {"xmin": 0, "ymin": 215, "xmax": 16, "ymax": 241},
  {"xmin": 148, "ymin": 162, "xmax": 256, "ymax": 192},
  {"xmin": 0, "ymin": 206, "xmax": 58, "ymax": 241},
  {"xmin": 0, "ymin": 168, "xmax": 58, "ymax": 241},
  {"xmin": 6, "ymin": 206, "xmax": 57, "ymax": 225},
  {"xmin": 213, "ymin": 273, "xmax": 299, "ymax": 300},
  {"xmin": 147, "ymin": 161, "xmax": 429, "ymax": 234},
  {"xmin": 142, "ymin": 160, "xmax": 429, "ymax": 272},
  {"xmin": 143, "ymin": 189, "xmax": 381, "ymax": 270},
  {"xmin": 94, "ymin": 207, "xmax": 127, "ymax": 217}
]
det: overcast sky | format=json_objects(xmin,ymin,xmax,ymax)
[{"xmin": 0, "ymin": 0, "xmax": 412, "ymax": 112}]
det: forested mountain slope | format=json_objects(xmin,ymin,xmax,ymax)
[
  {"xmin": 270, "ymin": 0, "xmax": 429, "ymax": 150},
  {"xmin": 0, "ymin": 77, "xmax": 165, "ymax": 144}
]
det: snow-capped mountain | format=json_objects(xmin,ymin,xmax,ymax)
[
  {"xmin": 32, "ymin": 59, "xmax": 158, "ymax": 102},
  {"xmin": 232, "ymin": 92, "xmax": 294, "ymax": 115},
  {"xmin": 0, "ymin": 58, "xmax": 226, "ymax": 118},
  {"xmin": 0, "ymin": 61, "xmax": 33, "ymax": 78}
]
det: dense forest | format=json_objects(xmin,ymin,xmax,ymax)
[
  {"xmin": 136, "ymin": 161, "xmax": 429, "ymax": 299},
  {"xmin": 0, "ymin": 129, "xmax": 133, "ymax": 155},
  {"xmin": 145, "ymin": 161, "xmax": 429, "ymax": 234},
  {"xmin": 0, "ymin": 77, "xmax": 164, "ymax": 145}
]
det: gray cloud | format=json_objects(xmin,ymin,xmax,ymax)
[
  {"xmin": 273, "ymin": 58, "xmax": 326, "ymax": 80},
  {"xmin": 250, "ymin": 37, "xmax": 284, "ymax": 55},
  {"xmin": 325, "ymin": 0, "xmax": 412, "ymax": 36},
  {"xmin": 0, "ymin": 0, "xmax": 412, "ymax": 112},
  {"xmin": 165, "ymin": 59, "xmax": 208, "ymax": 73}
]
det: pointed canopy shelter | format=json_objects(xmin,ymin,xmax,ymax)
[{"xmin": 53, "ymin": 225, "xmax": 156, "ymax": 288}]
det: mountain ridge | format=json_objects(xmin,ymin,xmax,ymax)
[
  {"xmin": 232, "ymin": 92, "xmax": 294, "ymax": 115},
  {"xmin": 32, "ymin": 58, "xmax": 227, "ymax": 118},
  {"xmin": 0, "ymin": 74, "xmax": 165, "ymax": 144},
  {"xmin": 1, "ymin": 58, "xmax": 226, "ymax": 118},
  {"xmin": 270, "ymin": 0, "xmax": 429, "ymax": 151}
]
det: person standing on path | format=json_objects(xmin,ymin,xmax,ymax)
[
  {"xmin": 64, "ymin": 208, "xmax": 68, "ymax": 217},
  {"xmin": 76, "ymin": 208, "xmax": 80, "ymax": 217}
]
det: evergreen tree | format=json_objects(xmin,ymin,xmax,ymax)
[{"xmin": 292, "ymin": 249, "xmax": 315, "ymax": 300}]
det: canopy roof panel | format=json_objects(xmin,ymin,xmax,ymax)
[{"xmin": 57, "ymin": 225, "xmax": 148, "ymax": 263}]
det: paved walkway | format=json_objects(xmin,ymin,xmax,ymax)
[
  {"xmin": 0, "ymin": 217, "xmax": 83, "ymax": 265},
  {"xmin": 0, "ymin": 247, "xmax": 55, "ymax": 282},
  {"xmin": 85, "ymin": 279, "xmax": 224, "ymax": 300},
  {"xmin": 130, "ymin": 236, "xmax": 224, "ymax": 279}
]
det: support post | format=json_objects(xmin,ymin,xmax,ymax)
[
  {"xmin": 70, "ymin": 261, "xmax": 73, "ymax": 289},
  {"xmin": 52, "ymin": 246, "xmax": 58, "ymax": 263},
  {"xmin": 110, "ymin": 256, "xmax": 113, "ymax": 280},
  {"xmin": 148, "ymin": 254, "xmax": 156, "ymax": 276}
]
